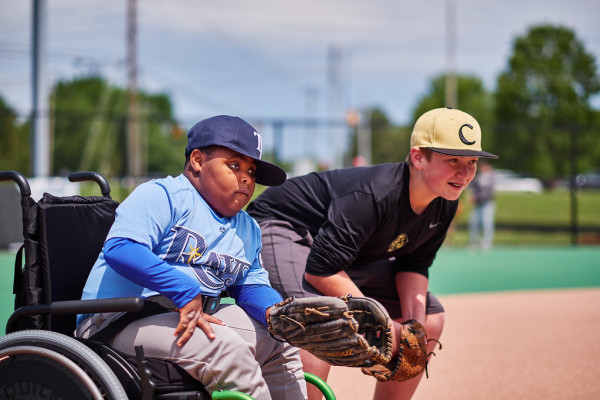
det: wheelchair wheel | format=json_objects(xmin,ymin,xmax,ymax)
[{"xmin": 0, "ymin": 330, "xmax": 128, "ymax": 400}]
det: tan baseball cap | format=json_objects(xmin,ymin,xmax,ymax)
[{"xmin": 411, "ymin": 107, "xmax": 498, "ymax": 159}]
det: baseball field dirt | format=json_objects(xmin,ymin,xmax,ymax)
[{"xmin": 327, "ymin": 288, "xmax": 600, "ymax": 399}]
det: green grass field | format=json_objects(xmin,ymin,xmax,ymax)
[
  {"xmin": 446, "ymin": 189, "xmax": 600, "ymax": 247},
  {"xmin": 456, "ymin": 189, "xmax": 600, "ymax": 227}
]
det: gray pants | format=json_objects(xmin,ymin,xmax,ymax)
[
  {"xmin": 77, "ymin": 304, "xmax": 307, "ymax": 400},
  {"xmin": 469, "ymin": 200, "xmax": 495, "ymax": 250},
  {"xmin": 259, "ymin": 220, "xmax": 444, "ymax": 320}
]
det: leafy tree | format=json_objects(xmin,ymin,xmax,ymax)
[
  {"xmin": 0, "ymin": 96, "xmax": 29, "ymax": 173},
  {"xmin": 370, "ymin": 108, "xmax": 412, "ymax": 163},
  {"xmin": 494, "ymin": 24, "xmax": 600, "ymax": 179},
  {"xmin": 346, "ymin": 107, "xmax": 411, "ymax": 165},
  {"xmin": 51, "ymin": 76, "xmax": 185, "ymax": 178}
]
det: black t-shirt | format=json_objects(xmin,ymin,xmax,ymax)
[{"xmin": 247, "ymin": 162, "xmax": 458, "ymax": 278}]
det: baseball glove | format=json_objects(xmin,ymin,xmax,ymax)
[
  {"xmin": 361, "ymin": 319, "xmax": 433, "ymax": 382},
  {"xmin": 267, "ymin": 295, "xmax": 393, "ymax": 367}
]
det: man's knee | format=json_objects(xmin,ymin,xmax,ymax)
[{"xmin": 425, "ymin": 311, "xmax": 445, "ymax": 341}]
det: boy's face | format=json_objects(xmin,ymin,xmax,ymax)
[
  {"xmin": 420, "ymin": 151, "xmax": 478, "ymax": 201},
  {"xmin": 188, "ymin": 147, "xmax": 257, "ymax": 217}
]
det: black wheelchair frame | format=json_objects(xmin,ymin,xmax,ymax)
[{"xmin": 0, "ymin": 171, "xmax": 335, "ymax": 400}]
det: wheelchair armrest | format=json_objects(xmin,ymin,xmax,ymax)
[{"xmin": 6, "ymin": 297, "xmax": 144, "ymax": 334}]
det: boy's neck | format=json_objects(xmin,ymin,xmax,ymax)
[{"xmin": 408, "ymin": 165, "xmax": 436, "ymax": 215}]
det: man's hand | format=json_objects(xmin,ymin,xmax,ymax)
[
  {"xmin": 361, "ymin": 319, "xmax": 429, "ymax": 382},
  {"xmin": 174, "ymin": 294, "xmax": 225, "ymax": 347}
]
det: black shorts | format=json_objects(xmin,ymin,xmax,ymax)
[{"xmin": 259, "ymin": 220, "xmax": 444, "ymax": 320}]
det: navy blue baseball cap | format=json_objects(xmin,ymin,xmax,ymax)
[{"xmin": 186, "ymin": 115, "xmax": 287, "ymax": 186}]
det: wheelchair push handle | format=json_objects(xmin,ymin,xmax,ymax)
[
  {"xmin": 0, "ymin": 170, "xmax": 111, "ymax": 199},
  {"xmin": 68, "ymin": 171, "xmax": 112, "ymax": 198},
  {"xmin": 0, "ymin": 170, "xmax": 31, "ymax": 197}
]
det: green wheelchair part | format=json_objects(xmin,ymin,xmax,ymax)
[{"xmin": 211, "ymin": 372, "xmax": 336, "ymax": 400}]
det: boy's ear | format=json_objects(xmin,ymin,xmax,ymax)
[
  {"xmin": 188, "ymin": 149, "xmax": 205, "ymax": 172},
  {"xmin": 410, "ymin": 147, "xmax": 425, "ymax": 170}
]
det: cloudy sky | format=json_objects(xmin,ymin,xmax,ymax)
[{"xmin": 1, "ymin": 0, "xmax": 599, "ymax": 164}]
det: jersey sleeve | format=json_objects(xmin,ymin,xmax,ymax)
[
  {"xmin": 305, "ymin": 191, "xmax": 379, "ymax": 276},
  {"xmin": 104, "ymin": 237, "xmax": 201, "ymax": 308},
  {"xmin": 229, "ymin": 284, "xmax": 284, "ymax": 326},
  {"xmin": 106, "ymin": 181, "xmax": 175, "ymax": 249}
]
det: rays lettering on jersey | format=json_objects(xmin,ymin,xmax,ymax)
[{"xmin": 165, "ymin": 226, "xmax": 251, "ymax": 290}]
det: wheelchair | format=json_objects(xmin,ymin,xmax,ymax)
[{"xmin": 0, "ymin": 171, "xmax": 336, "ymax": 400}]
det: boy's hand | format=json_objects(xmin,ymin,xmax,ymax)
[{"xmin": 174, "ymin": 294, "xmax": 225, "ymax": 347}]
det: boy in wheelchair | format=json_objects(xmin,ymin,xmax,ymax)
[{"xmin": 75, "ymin": 115, "xmax": 307, "ymax": 399}]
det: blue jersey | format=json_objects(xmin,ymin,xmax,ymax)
[{"xmin": 81, "ymin": 174, "xmax": 270, "ymax": 306}]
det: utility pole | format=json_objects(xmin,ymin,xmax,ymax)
[
  {"xmin": 569, "ymin": 126, "xmax": 579, "ymax": 246},
  {"xmin": 327, "ymin": 46, "xmax": 343, "ymax": 169},
  {"xmin": 304, "ymin": 86, "xmax": 318, "ymax": 158},
  {"xmin": 127, "ymin": 0, "xmax": 142, "ymax": 184},
  {"xmin": 357, "ymin": 110, "xmax": 372, "ymax": 166},
  {"xmin": 32, "ymin": 0, "xmax": 50, "ymax": 177},
  {"xmin": 445, "ymin": 0, "xmax": 458, "ymax": 108}
]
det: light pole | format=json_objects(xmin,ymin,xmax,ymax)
[
  {"xmin": 32, "ymin": 0, "xmax": 50, "ymax": 177},
  {"xmin": 445, "ymin": 0, "xmax": 458, "ymax": 108}
]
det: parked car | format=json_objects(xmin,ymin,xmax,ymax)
[
  {"xmin": 493, "ymin": 169, "xmax": 543, "ymax": 193},
  {"xmin": 575, "ymin": 169, "xmax": 600, "ymax": 190},
  {"xmin": 555, "ymin": 169, "xmax": 600, "ymax": 190}
]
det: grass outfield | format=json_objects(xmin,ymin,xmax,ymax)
[{"xmin": 1, "ymin": 246, "xmax": 599, "ymax": 336}]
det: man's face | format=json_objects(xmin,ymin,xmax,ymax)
[
  {"xmin": 421, "ymin": 152, "xmax": 479, "ymax": 201},
  {"xmin": 189, "ymin": 147, "xmax": 257, "ymax": 217}
]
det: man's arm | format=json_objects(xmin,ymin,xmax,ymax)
[
  {"xmin": 394, "ymin": 271, "xmax": 428, "ymax": 323},
  {"xmin": 304, "ymin": 270, "xmax": 364, "ymax": 297},
  {"xmin": 387, "ymin": 271, "xmax": 429, "ymax": 356}
]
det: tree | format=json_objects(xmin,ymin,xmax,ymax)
[
  {"xmin": 346, "ymin": 107, "xmax": 411, "ymax": 165},
  {"xmin": 51, "ymin": 76, "xmax": 184, "ymax": 178},
  {"xmin": 370, "ymin": 108, "xmax": 412, "ymax": 164},
  {"xmin": 0, "ymin": 96, "xmax": 29, "ymax": 173},
  {"xmin": 494, "ymin": 24, "xmax": 600, "ymax": 179}
]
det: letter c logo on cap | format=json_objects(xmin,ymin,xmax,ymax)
[{"xmin": 458, "ymin": 124, "xmax": 476, "ymax": 145}]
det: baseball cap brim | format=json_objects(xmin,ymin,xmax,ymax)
[
  {"xmin": 255, "ymin": 159, "xmax": 287, "ymax": 186},
  {"xmin": 428, "ymin": 147, "xmax": 499, "ymax": 159}
]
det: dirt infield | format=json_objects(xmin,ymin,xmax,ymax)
[{"xmin": 327, "ymin": 288, "xmax": 600, "ymax": 399}]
